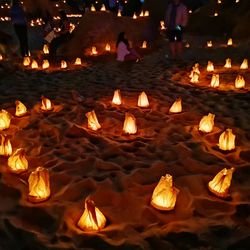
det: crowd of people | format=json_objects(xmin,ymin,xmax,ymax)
[{"xmin": 9, "ymin": 0, "xmax": 188, "ymax": 63}]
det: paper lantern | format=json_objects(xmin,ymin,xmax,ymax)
[
  {"xmin": 235, "ymin": 75, "xmax": 245, "ymax": 89},
  {"xmin": 31, "ymin": 59, "xmax": 38, "ymax": 69},
  {"xmin": 7, "ymin": 148, "xmax": 28, "ymax": 174},
  {"xmin": 86, "ymin": 110, "xmax": 101, "ymax": 131},
  {"xmin": 138, "ymin": 91, "xmax": 149, "ymax": 108},
  {"xmin": 77, "ymin": 199, "xmax": 106, "ymax": 231},
  {"xmin": 42, "ymin": 59, "xmax": 50, "ymax": 69},
  {"xmin": 189, "ymin": 63, "xmax": 200, "ymax": 83},
  {"xmin": 0, "ymin": 54, "xmax": 3, "ymax": 60},
  {"xmin": 112, "ymin": 89, "xmax": 122, "ymax": 105},
  {"xmin": 210, "ymin": 74, "xmax": 220, "ymax": 88},
  {"xmin": 43, "ymin": 44, "xmax": 49, "ymax": 54},
  {"xmin": 0, "ymin": 135, "xmax": 12, "ymax": 156},
  {"xmin": 169, "ymin": 98, "xmax": 182, "ymax": 114},
  {"xmin": 227, "ymin": 38, "xmax": 233, "ymax": 46},
  {"xmin": 91, "ymin": 46, "xmax": 98, "ymax": 55},
  {"xmin": 117, "ymin": 9, "xmax": 122, "ymax": 17},
  {"xmin": 199, "ymin": 113, "xmax": 215, "ymax": 133},
  {"xmin": 160, "ymin": 20, "xmax": 166, "ymax": 30},
  {"xmin": 207, "ymin": 41, "xmax": 213, "ymax": 48},
  {"xmin": 123, "ymin": 113, "xmax": 137, "ymax": 135},
  {"xmin": 100, "ymin": 4, "xmax": 106, "ymax": 11},
  {"xmin": 151, "ymin": 174, "xmax": 179, "ymax": 211},
  {"xmin": 207, "ymin": 61, "xmax": 214, "ymax": 72},
  {"xmin": 141, "ymin": 41, "xmax": 147, "ymax": 49},
  {"xmin": 224, "ymin": 58, "xmax": 232, "ymax": 68},
  {"xmin": 219, "ymin": 129, "xmax": 236, "ymax": 151},
  {"xmin": 214, "ymin": 12, "xmax": 218, "ymax": 17},
  {"xmin": 144, "ymin": 10, "xmax": 149, "ymax": 16},
  {"xmin": 133, "ymin": 13, "xmax": 137, "ymax": 19},
  {"xmin": 240, "ymin": 59, "xmax": 248, "ymax": 70},
  {"xmin": 75, "ymin": 58, "xmax": 82, "ymax": 65},
  {"xmin": 61, "ymin": 60, "xmax": 67, "ymax": 69},
  {"xmin": 28, "ymin": 167, "xmax": 50, "ymax": 203},
  {"xmin": 208, "ymin": 167, "xmax": 235, "ymax": 198},
  {"xmin": 105, "ymin": 43, "xmax": 111, "ymax": 51},
  {"xmin": 23, "ymin": 56, "xmax": 30, "ymax": 66},
  {"xmin": 139, "ymin": 10, "xmax": 144, "ymax": 17},
  {"xmin": 90, "ymin": 4, "xmax": 96, "ymax": 11},
  {"xmin": 40, "ymin": 96, "xmax": 53, "ymax": 111},
  {"xmin": 0, "ymin": 109, "xmax": 11, "ymax": 131},
  {"xmin": 15, "ymin": 100, "xmax": 27, "ymax": 117}
]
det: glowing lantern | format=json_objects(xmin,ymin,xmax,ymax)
[
  {"xmin": 208, "ymin": 167, "xmax": 235, "ymax": 198},
  {"xmin": 91, "ymin": 46, "xmax": 98, "ymax": 55},
  {"xmin": 0, "ymin": 54, "xmax": 3, "ymax": 60},
  {"xmin": 240, "ymin": 59, "xmax": 248, "ymax": 70},
  {"xmin": 112, "ymin": 89, "xmax": 122, "ymax": 105},
  {"xmin": 218, "ymin": 0, "xmax": 221, "ymax": 3},
  {"xmin": 139, "ymin": 10, "xmax": 143, "ymax": 17},
  {"xmin": 133, "ymin": 13, "xmax": 137, "ymax": 19},
  {"xmin": 141, "ymin": 41, "xmax": 147, "ymax": 49},
  {"xmin": 144, "ymin": 10, "xmax": 149, "ymax": 16},
  {"xmin": 207, "ymin": 41, "xmax": 213, "ymax": 48},
  {"xmin": 77, "ymin": 199, "xmax": 106, "ymax": 231},
  {"xmin": 227, "ymin": 38, "xmax": 233, "ymax": 46},
  {"xmin": 75, "ymin": 57, "xmax": 82, "ymax": 65},
  {"xmin": 42, "ymin": 59, "xmax": 50, "ymax": 69},
  {"xmin": 90, "ymin": 4, "xmax": 96, "ymax": 11},
  {"xmin": 100, "ymin": 4, "xmax": 106, "ymax": 11},
  {"xmin": 190, "ymin": 71, "xmax": 199, "ymax": 83},
  {"xmin": 151, "ymin": 174, "xmax": 179, "ymax": 211},
  {"xmin": 210, "ymin": 74, "xmax": 220, "ymax": 88},
  {"xmin": 105, "ymin": 43, "xmax": 111, "ymax": 52},
  {"xmin": 117, "ymin": 9, "xmax": 122, "ymax": 17},
  {"xmin": 23, "ymin": 56, "xmax": 30, "ymax": 66},
  {"xmin": 235, "ymin": 75, "xmax": 245, "ymax": 89},
  {"xmin": 199, "ymin": 113, "xmax": 215, "ymax": 133},
  {"xmin": 123, "ymin": 113, "xmax": 137, "ymax": 135},
  {"xmin": 31, "ymin": 59, "xmax": 38, "ymax": 69},
  {"xmin": 43, "ymin": 44, "xmax": 49, "ymax": 54},
  {"xmin": 214, "ymin": 12, "xmax": 218, "ymax": 17},
  {"xmin": 138, "ymin": 91, "xmax": 149, "ymax": 108},
  {"xmin": 219, "ymin": 129, "xmax": 236, "ymax": 151},
  {"xmin": 28, "ymin": 167, "xmax": 50, "ymax": 203},
  {"xmin": 7, "ymin": 148, "xmax": 28, "ymax": 174},
  {"xmin": 160, "ymin": 20, "xmax": 166, "ymax": 30},
  {"xmin": 169, "ymin": 98, "xmax": 182, "ymax": 114},
  {"xmin": 224, "ymin": 58, "xmax": 232, "ymax": 68},
  {"xmin": 189, "ymin": 63, "xmax": 200, "ymax": 78},
  {"xmin": 61, "ymin": 60, "xmax": 67, "ymax": 69},
  {"xmin": 86, "ymin": 110, "xmax": 101, "ymax": 131},
  {"xmin": 40, "ymin": 96, "xmax": 53, "ymax": 111},
  {"xmin": 15, "ymin": 100, "xmax": 27, "ymax": 117},
  {"xmin": 207, "ymin": 61, "xmax": 214, "ymax": 72},
  {"xmin": 0, "ymin": 135, "xmax": 12, "ymax": 156},
  {"xmin": 0, "ymin": 110, "xmax": 11, "ymax": 131}
]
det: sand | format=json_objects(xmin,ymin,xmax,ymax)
[{"xmin": 0, "ymin": 35, "xmax": 250, "ymax": 250}]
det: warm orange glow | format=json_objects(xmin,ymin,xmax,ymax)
[
  {"xmin": 112, "ymin": 89, "xmax": 122, "ymax": 105},
  {"xmin": 75, "ymin": 57, "xmax": 82, "ymax": 65},
  {"xmin": 227, "ymin": 38, "xmax": 233, "ymax": 46},
  {"xmin": 151, "ymin": 174, "xmax": 179, "ymax": 211},
  {"xmin": 90, "ymin": 4, "xmax": 96, "ymax": 11},
  {"xmin": 189, "ymin": 63, "xmax": 200, "ymax": 83},
  {"xmin": 214, "ymin": 12, "xmax": 218, "ymax": 16},
  {"xmin": 61, "ymin": 60, "xmax": 67, "ymax": 69},
  {"xmin": 91, "ymin": 46, "xmax": 98, "ymax": 55},
  {"xmin": 117, "ymin": 9, "xmax": 122, "ymax": 17},
  {"xmin": 28, "ymin": 167, "xmax": 50, "ymax": 203},
  {"xmin": 43, "ymin": 44, "xmax": 49, "ymax": 54},
  {"xmin": 141, "ymin": 41, "xmax": 147, "ymax": 49},
  {"xmin": 240, "ymin": 59, "xmax": 248, "ymax": 70},
  {"xmin": 219, "ymin": 129, "xmax": 236, "ymax": 151},
  {"xmin": 235, "ymin": 75, "xmax": 245, "ymax": 89},
  {"xmin": 86, "ymin": 110, "xmax": 101, "ymax": 131},
  {"xmin": 15, "ymin": 100, "xmax": 27, "ymax": 117},
  {"xmin": 144, "ymin": 10, "xmax": 149, "ymax": 16},
  {"xmin": 7, "ymin": 148, "xmax": 28, "ymax": 174},
  {"xmin": 169, "ymin": 98, "xmax": 182, "ymax": 114},
  {"xmin": 41, "ymin": 96, "xmax": 53, "ymax": 111},
  {"xmin": 0, "ymin": 54, "xmax": 3, "ymax": 60},
  {"xmin": 133, "ymin": 13, "xmax": 137, "ymax": 19},
  {"xmin": 207, "ymin": 61, "xmax": 214, "ymax": 72},
  {"xmin": 0, "ymin": 109, "xmax": 11, "ymax": 131},
  {"xmin": 199, "ymin": 113, "xmax": 215, "ymax": 133},
  {"xmin": 31, "ymin": 59, "xmax": 38, "ymax": 69},
  {"xmin": 210, "ymin": 74, "xmax": 220, "ymax": 88},
  {"xmin": 100, "ymin": 4, "xmax": 106, "ymax": 11},
  {"xmin": 139, "ymin": 10, "xmax": 144, "ymax": 17},
  {"xmin": 208, "ymin": 167, "xmax": 235, "ymax": 198},
  {"xmin": 207, "ymin": 41, "xmax": 213, "ymax": 47},
  {"xmin": 23, "ymin": 56, "xmax": 30, "ymax": 66},
  {"xmin": 160, "ymin": 20, "xmax": 166, "ymax": 30},
  {"xmin": 42, "ymin": 59, "xmax": 50, "ymax": 69},
  {"xmin": 0, "ymin": 135, "xmax": 12, "ymax": 156},
  {"xmin": 105, "ymin": 43, "xmax": 111, "ymax": 51},
  {"xmin": 224, "ymin": 58, "xmax": 232, "ymax": 68},
  {"xmin": 123, "ymin": 113, "xmax": 137, "ymax": 135},
  {"xmin": 77, "ymin": 199, "xmax": 106, "ymax": 231},
  {"xmin": 138, "ymin": 91, "xmax": 149, "ymax": 108}
]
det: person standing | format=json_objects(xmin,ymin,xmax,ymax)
[
  {"xmin": 165, "ymin": 0, "xmax": 188, "ymax": 60},
  {"xmin": 10, "ymin": 0, "xmax": 29, "ymax": 57}
]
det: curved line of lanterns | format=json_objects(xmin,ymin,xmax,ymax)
[{"xmin": 0, "ymin": 88, "xmax": 238, "ymax": 232}]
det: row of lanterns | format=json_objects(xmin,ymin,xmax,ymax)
[{"xmin": 207, "ymin": 38, "xmax": 234, "ymax": 48}]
